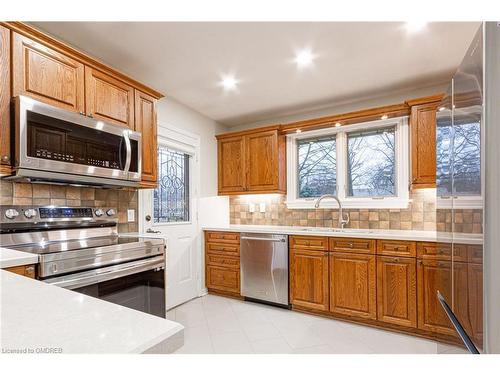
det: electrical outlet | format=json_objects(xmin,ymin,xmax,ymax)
[
  {"xmin": 259, "ymin": 202, "xmax": 266, "ymax": 213},
  {"xmin": 249, "ymin": 203, "xmax": 256, "ymax": 213},
  {"xmin": 127, "ymin": 209, "xmax": 135, "ymax": 222}
]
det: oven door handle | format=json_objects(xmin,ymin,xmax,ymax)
[
  {"xmin": 123, "ymin": 130, "xmax": 132, "ymax": 173},
  {"xmin": 44, "ymin": 256, "xmax": 164, "ymax": 290}
]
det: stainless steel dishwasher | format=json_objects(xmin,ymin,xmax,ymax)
[{"xmin": 240, "ymin": 233, "xmax": 289, "ymax": 307}]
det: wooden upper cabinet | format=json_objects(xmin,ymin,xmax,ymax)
[
  {"xmin": 217, "ymin": 127, "xmax": 285, "ymax": 195},
  {"xmin": 246, "ymin": 130, "xmax": 279, "ymax": 192},
  {"xmin": 134, "ymin": 90, "xmax": 157, "ymax": 184},
  {"xmin": 408, "ymin": 97, "xmax": 441, "ymax": 189},
  {"xmin": 377, "ymin": 256, "xmax": 417, "ymax": 328},
  {"xmin": 218, "ymin": 136, "xmax": 247, "ymax": 194},
  {"xmin": 12, "ymin": 32, "xmax": 85, "ymax": 113},
  {"xmin": 0, "ymin": 26, "xmax": 11, "ymax": 172},
  {"xmin": 85, "ymin": 66, "xmax": 135, "ymax": 129},
  {"xmin": 329, "ymin": 252, "xmax": 377, "ymax": 319},
  {"xmin": 290, "ymin": 247, "xmax": 329, "ymax": 312}
]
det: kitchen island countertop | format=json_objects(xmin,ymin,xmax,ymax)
[
  {"xmin": 0, "ymin": 247, "xmax": 39, "ymax": 268},
  {"xmin": 0, "ymin": 270, "xmax": 183, "ymax": 354}
]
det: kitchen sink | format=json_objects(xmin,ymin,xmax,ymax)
[{"xmin": 297, "ymin": 227, "xmax": 373, "ymax": 234}]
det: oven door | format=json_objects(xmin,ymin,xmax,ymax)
[
  {"xmin": 45, "ymin": 256, "xmax": 165, "ymax": 318},
  {"xmin": 14, "ymin": 95, "xmax": 141, "ymax": 183}
]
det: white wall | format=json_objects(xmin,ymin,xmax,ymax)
[
  {"xmin": 226, "ymin": 82, "xmax": 448, "ymax": 132},
  {"xmin": 156, "ymin": 97, "xmax": 228, "ymax": 198}
]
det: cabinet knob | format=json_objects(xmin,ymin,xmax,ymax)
[
  {"xmin": 88, "ymin": 113, "xmax": 94, "ymax": 118},
  {"xmin": 1, "ymin": 155, "xmax": 10, "ymax": 162}
]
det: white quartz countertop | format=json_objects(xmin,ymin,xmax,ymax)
[
  {"xmin": 0, "ymin": 247, "xmax": 39, "ymax": 268},
  {"xmin": 202, "ymin": 225, "xmax": 483, "ymax": 244},
  {"xmin": 0, "ymin": 270, "xmax": 183, "ymax": 354}
]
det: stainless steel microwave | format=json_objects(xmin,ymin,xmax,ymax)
[{"xmin": 6, "ymin": 96, "xmax": 142, "ymax": 187}]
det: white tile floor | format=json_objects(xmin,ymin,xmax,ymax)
[{"xmin": 168, "ymin": 294, "xmax": 468, "ymax": 354}]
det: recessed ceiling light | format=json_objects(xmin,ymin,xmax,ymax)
[
  {"xmin": 294, "ymin": 49, "xmax": 315, "ymax": 68},
  {"xmin": 220, "ymin": 75, "xmax": 238, "ymax": 91},
  {"xmin": 405, "ymin": 21, "xmax": 428, "ymax": 33},
  {"xmin": 381, "ymin": 114, "xmax": 388, "ymax": 120},
  {"xmin": 335, "ymin": 122, "xmax": 341, "ymax": 127}
]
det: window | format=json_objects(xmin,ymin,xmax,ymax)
[
  {"xmin": 153, "ymin": 145, "xmax": 190, "ymax": 223},
  {"xmin": 347, "ymin": 127, "xmax": 396, "ymax": 197},
  {"xmin": 287, "ymin": 117, "xmax": 409, "ymax": 209},
  {"xmin": 436, "ymin": 115, "xmax": 481, "ymax": 208},
  {"xmin": 298, "ymin": 137, "xmax": 336, "ymax": 198}
]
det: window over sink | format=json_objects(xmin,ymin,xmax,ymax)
[{"xmin": 287, "ymin": 116, "xmax": 409, "ymax": 209}]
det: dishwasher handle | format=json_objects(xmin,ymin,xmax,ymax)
[{"xmin": 240, "ymin": 236, "xmax": 286, "ymax": 243}]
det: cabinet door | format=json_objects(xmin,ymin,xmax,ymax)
[
  {"xmin": 5, "ymin": 264, "xmax": 36, "ymax": 278},
  {"xmin": 290, "ymin": 248, "xmax": 329, "ymax": 311},
  {"xmin": 85, "ymin": 66, "xmax": 134, "ymax": 129},
  {"xmin": 467, "ymin": 263, "xmax": 483, "ymax": 346},
  {"xmin": 206, "ymin": 264, "xmax": 240, "ymax": 294},
  {"xmin": 0, "ymin": 26, "xmax": 11, "ymax": 171},
  {"xmin": 377, "ymin": 256, "xmax": 417, "ymax": 327},
  {"xmin": 246, "ymin": 130, "xmax": 279, "ymax": 192},
  {"xmin": 330, "ymin": 252, "xmax": 376, "ymax": 319},
  {"xmin": 218, "ymin": 136, "xmax": 246, "ymax": 194},
  {"xmin": 417, "ymin": 259, "xmax": 455, "ymax": 335},
  {"xmin": 410, "ymin": 102, "xmax": 438, "ymax": 188},
  {"xmin": 12, "ymin": 32, "xmax": 85, "ymax": 113},
  {"xmin": 134, "ymin": 90, "xmax": 157, "ymax": 184}
]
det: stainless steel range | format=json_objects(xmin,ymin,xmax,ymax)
[{"xmin": 0, "ymin": 205, "xmax": 166, "ymax": 318}]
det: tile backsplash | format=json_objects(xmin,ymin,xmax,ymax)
[
  {"xmin": 229, "ymin": 189, "xmax": 482, "ymax": 233},
  {"xmin": 0, "ymin": 180, "xmax": 138, "ymax": 233}
]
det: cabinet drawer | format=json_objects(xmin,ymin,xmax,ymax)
[
  {"xmin": 290, "ymin": 235, "xmax": 328, "ymax": 250},
  {"xmin": 206, "ymin": 265, "xmax": 240, "ymax": 293},
  {"xmin": 206, "ymin": 253, "xmax": 240, "ymax": 268},
  {"xmin": 377, "ymin": 240, "xmax": 416, "ymax": 257},
  {"xmin": 330, "ymin": 237, "xmax": 375, "ymax": 254},
  {"xmin": 206, "ymin": 242, "xmax": 240, "ymax": 256},
  {"xmin": 205, "ymin": 231, "xmax": 240, "ymax": 244},
  {"xmin": 468, "ymin": 245, "xmax": 483, "ymax": 264},
  {"xmin": 417, "ymin": 242, "xmax": 467, "ymax": 261}
]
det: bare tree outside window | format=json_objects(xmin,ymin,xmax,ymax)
[
  {"xmin": 437, "ymin": 120, "xmax": 481, "ymax": 196},
  {"xmin": 297, "ymin": 137, "xmax": 336, "ymax": 198},
  {"xmin": 347, "ymin": 127, "xmax": 396, "ymax": 197}
]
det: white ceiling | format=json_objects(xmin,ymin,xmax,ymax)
[{"xmin": 31, "ymin": 22, "xmax": 480, "ymax": 126}]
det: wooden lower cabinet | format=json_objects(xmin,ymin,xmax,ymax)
[
  {"xmin": 5, "ymin": 264, "xmax": 36, "ymax": 278},
  {"xmin": 467, "ymin": 263, "xmax": 483, "ymax": 345},
  {"xmin": 376, "ymin": 256, "xmax": 417, "ymax": 328},
  {"xmin": 289, "ymin": 248, "xmax": 329, "ymax": 311},
  {"xmin": 329, "ymin": 252, "xmax": 376, "ymax": 319},
  {"xmin": 417, "ymin": 259, "xmax": 455, "ymax": 335},
  {"xmin": 206, "ymin": 264, "xmax": 240, "ymax": 294},
  {"xmin": 205, "ymin": 231, "xmax": 241, "ymax": 296}
]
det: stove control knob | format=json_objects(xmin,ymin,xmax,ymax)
[
  {"xmin": 5, "ymin": 209, "xmax": 19, "ymax": 220},
  {"xmin": 24, "ymin": 208, "xmax": 37, "ymax": 219},
  {"xmin": 95, "ymin": 208, "xmax": 104, "ymax": 217},
  {"xmin": 106, "ymin": 208, "xmax": 116, "ymax": 216}
]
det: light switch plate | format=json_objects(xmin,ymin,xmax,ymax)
[
  {"xmin": 249, "ymin": 203, "xmax": 256, "ymax": 213},
  {"xmin": 127, "ymin": 209, "xmax": 135, "ymax": 222}
]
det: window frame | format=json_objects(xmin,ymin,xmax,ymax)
[{"xmin": 286, "ymin": 116, "xmax": 410, "ymax": 209}]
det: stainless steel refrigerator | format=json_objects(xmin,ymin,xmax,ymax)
[{"xmin": 435, "ymin": 22, "xmax": 500, "ymax": 354}]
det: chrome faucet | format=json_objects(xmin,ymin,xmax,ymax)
[{"xmin": 314, "ymin": 194, "xmax": 350, "ymax": 229}]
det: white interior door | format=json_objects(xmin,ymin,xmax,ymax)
[{"xmin": 140, "ymin": 125, "xmax": 201, "ymax": 310}]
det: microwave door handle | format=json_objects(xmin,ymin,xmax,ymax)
[{"xmin": 123, "ymin": 131, "xmax": 132, "ymax": 172}]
